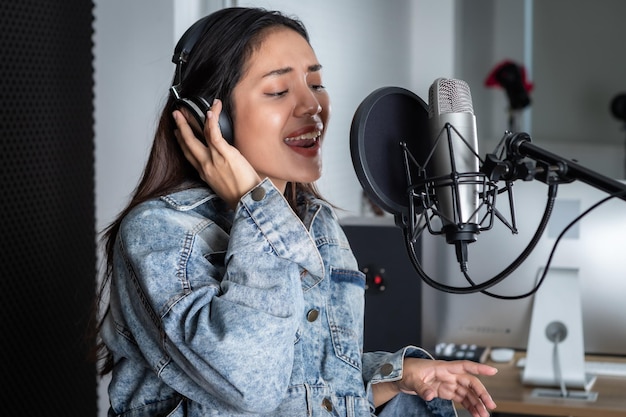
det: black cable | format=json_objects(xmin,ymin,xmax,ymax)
[
  {"xmin": 404, "ymin": 183, "xmax": 558, "ymax": 294},
  {"xmin": 494, "ymin": 189, "xmax": 626, "ymax": 300},
  {"xmin": 463, "ymin": 183, "xmax": 559, "ymax": 298}
]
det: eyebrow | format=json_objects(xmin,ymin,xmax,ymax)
[{"xmin": 262, "ymin": 64, "xmax": 323, "ymax": 78}]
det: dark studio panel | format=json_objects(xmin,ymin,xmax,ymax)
[
  {"xmin": 0, "ymin": 1, "xmax": 97, "ymax": 415},
  {"xmin": 341, "ymin": 218, "xmax": 422, "ymax": 353}
]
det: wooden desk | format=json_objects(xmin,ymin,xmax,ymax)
[{"xmin": 470, "ymin": 352, "xmax": 626, "ymax": 417}]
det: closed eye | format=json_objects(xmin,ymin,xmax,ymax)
[{"xmin": 265, "ymin": 90, "xmax": 288, "ymax": 97}]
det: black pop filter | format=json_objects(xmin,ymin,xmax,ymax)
[
  {"xmin": 350, "ymin": 87, "xmax": 429, "ymax": 221},
  {"xmin": 611, "ymin": 93, "xmax": 626, "ymax": 122}
]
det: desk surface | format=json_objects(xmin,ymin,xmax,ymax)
[{"xmin": 473, "ymin": 352, "xmax": 626, "ymax": 417}]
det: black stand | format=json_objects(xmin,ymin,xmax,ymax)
[{"xmin": 487, "ymin": 132, "xmax": 626, "ymax": 200}]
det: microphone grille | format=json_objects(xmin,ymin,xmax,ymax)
[{"xmin": 428, "ymin": 78, "xmax": 474, "ymax": 116}]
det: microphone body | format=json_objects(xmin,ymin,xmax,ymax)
[{"xmin": 427, "ymin": 78, "xmax": 480, "ymax": 245}]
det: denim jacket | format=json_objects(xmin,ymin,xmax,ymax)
[{"xmin": 101, "ymin": 179, "xmax": 456, "ymax": 417}]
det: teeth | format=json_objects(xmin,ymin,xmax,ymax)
[{"xmin": 284, "ymin": 130, "xmax": 321, "ymax": 142}]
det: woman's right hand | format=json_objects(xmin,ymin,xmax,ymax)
[
  {"xmin": 372, "ymin": 358, "xmax": 497, "ymax": 417},
  {"xmin": 173, "ymin": 99, "xmax": 262, "ymax": 209}
]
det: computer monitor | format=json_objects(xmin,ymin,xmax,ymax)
[{"xmin": 420, "ymin": 179, "xmax": 626, "ymax": 357}]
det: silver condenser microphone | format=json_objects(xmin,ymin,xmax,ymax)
[{"xmin": 427, "ymin": 78, "xmax": 481, "ymax": 267}]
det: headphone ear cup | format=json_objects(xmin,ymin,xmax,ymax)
[
  {"xmin": 173, "ymin": 97, "xmax": 207, "ymax": 139},
  {"xmin": 217, "ymin": 108, "xmax": 234, "ymax": 145},
  {"xmin": 173, "ymin": 96, "xmax": 234, "ymax": 145}
]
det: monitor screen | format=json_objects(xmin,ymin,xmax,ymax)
[{"xmin": 420, "ymin": 179, "xmax": 626, "ymax": 357}]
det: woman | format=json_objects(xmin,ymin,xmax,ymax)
[{"xmin": 94, "ymin": 7, "xmax": 497, "ymax": 417}]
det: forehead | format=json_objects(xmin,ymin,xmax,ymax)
[{"xmin": 243, "ymin": 27, "xmax": 318, "ymax": 74}]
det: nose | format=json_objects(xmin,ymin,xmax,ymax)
[{"xmin": 295, "ymin": 84, "xmax": 322, "ymax": 117}]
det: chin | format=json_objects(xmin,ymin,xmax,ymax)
[
  {"xmin": 287, "ymin": 168, "xmax": 322, "ymax": 183},
  {"xmin": 302, "ymin": 172, "xmax": 322, "ymax": 183}
]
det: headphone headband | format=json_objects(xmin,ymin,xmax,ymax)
[
  {"xmin": 170, "ymin": 15, "xmax": 234, "ymax": 145},
  {"xmin": 172, "ymin": 15, "xmax": 211, "ymax": 65}
]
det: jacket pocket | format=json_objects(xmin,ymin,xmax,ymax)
[
  {"xmin": 327, "ymin": 267, "xmax": 366, "ymax": 369},
  {"xmin": 114, "ymin": 395, "xmax": 184, "ymax": 417}
]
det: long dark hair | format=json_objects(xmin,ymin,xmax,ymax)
[{"xmin": 89, "ymin": 7, "xmax": 325, "ymax": 375}]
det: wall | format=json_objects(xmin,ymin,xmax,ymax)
[
  {"xmin": 94, "ymin": 0, "xmax": 174, "ymax": 234},
  {"xmin": 455, "ymin": 0, "xmax": 625, "ymax": 179},
  {"xmin": 533, "ymin": 0, "xmax": 626, "ymax": 148},
  {"xmin": 531, "ymin": 0, "xmax": 626, "ymax": 179},
  {"xmin": 93, "ymin": 2, "xmax": 176, "ymax": 413}
]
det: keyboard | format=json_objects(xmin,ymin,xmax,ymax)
[
  {"xmin": 585, "ymin": 361, "xmax": 626, "ymax": 377},
  {"xmin": 434, "ymin": 342, "xmax": 489, "ymax": 363}
]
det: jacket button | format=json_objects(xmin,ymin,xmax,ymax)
[
  {"xmin": 321, "ymin": 397, "xmax": 333, "ymax": 412},
  {"xmin": 250, "ymin": 187, "xmax": 266, "ymax": 201},
  {"xmin": 306, "ymin": 309, "xmax": 319, "ymax": 322},
  {"xmin": 380, "ymin": 363, "xmax": 394, "ymax": 376}
]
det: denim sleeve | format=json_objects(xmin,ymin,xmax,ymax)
[
  {"xmin": 363, "ymin": 346, "xmax": 457, "ymax": 417},
  {"xmin": 126, "ymin": 180, "xmax": 324, "ymax": 414}
]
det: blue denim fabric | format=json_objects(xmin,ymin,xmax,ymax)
[{"xmin": 101, "ymin": 179, "xmax": 456, "ymax": 417}]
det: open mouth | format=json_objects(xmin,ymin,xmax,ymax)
[{"xmin": 284, "ymin": 130, "xmax": 321, "ymax": 148}]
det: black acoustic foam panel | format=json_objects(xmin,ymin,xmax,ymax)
[{"xmin": 1, "ymin": 1, "xmax": 97, "ymax": 415}]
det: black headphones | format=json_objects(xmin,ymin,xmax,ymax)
[{"xmin": 170, "ymin": 16, "xmax": 234, "ymax": 144}]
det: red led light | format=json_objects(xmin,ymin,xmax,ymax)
[{"xmin": 374, "ymin": 275, "xmax": 383, "ymax": 285}]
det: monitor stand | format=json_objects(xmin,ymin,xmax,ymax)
[{"xmin": 522, "ymin": 267, "xmax": 597, "ymax": 401}]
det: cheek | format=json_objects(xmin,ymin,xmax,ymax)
[
  {"xmin": 233, "ymin": 110, "xmax": 285, "ymax": 163},
  {"xmin": 234, "ymin": 106, "xmax": 284, "ymax": 142}
]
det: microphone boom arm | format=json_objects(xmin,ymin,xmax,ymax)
[{"xmin": 500, "ymin": 132, "xmax": 626, "ymax": 200}]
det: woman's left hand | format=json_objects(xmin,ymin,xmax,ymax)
[{"xmin": 374, "ymin": 358, "xmax": 498, "ymax": 417}]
